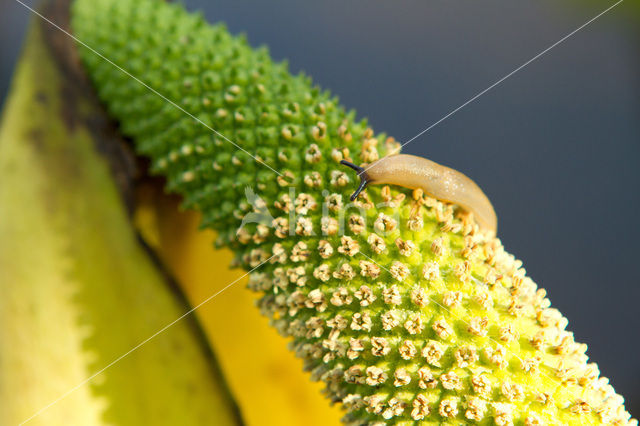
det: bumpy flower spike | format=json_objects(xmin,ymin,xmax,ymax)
[{"xmin": 72, "ymin": 0, "xmax": 635, "ymax": 423}]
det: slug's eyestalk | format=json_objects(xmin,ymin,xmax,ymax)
[{"xmin": 340, "ymin": 160, "xmax": 371, "ymax": 201}]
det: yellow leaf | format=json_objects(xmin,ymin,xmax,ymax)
[
  {"xmin": 0, "ymin": 18, "xmax": 241, "ymax": 426},
  {"xmin": 135, "ymin": 183, "xmax": 344, "ymax": 426}
]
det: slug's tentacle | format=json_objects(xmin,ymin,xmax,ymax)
[
  {"xmin": 339, "ymin": 160, "xmax": 371, "ymax": 201},
  {"xmin": 342, "ymin": 154, "xmax": 498, "ymax": 234}
]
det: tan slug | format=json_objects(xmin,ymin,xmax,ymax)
[{"xmin": 341, "ymin": 154, "xmax": 498, "ymax": 233}]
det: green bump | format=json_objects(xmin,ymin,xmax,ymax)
[{"xmin": 72, "ymin": 0, "xmax": 635, "ymax": 424}]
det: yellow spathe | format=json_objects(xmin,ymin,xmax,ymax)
[
  {"xmin": 0, "ymin": 19, "xmax": 240, "ymax": 426},
  {"xmin": 135, "ymin": 184, "xmax": 344, "ymax": 426}
]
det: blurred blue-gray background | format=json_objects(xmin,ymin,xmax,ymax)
[{"xmin": 2, "ymin": 0, "xmax": 639, "ymax": 416}]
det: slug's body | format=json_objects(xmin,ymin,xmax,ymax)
[{"xmin": 342, "ymin": 154, "xmax": 498, "ymax": 233}]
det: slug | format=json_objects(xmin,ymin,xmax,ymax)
[{"xmin": 341, "ymin": 154, "xmax": 498, "ymax": 233}]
